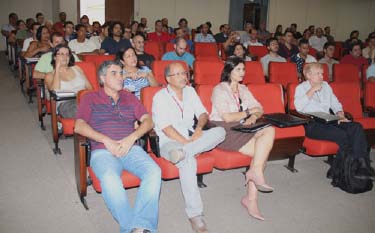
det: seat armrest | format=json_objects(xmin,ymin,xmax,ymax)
[
  {"xmin": 148, "ymin": 130, "xmax": 161, "ymax": 157},
  {"xmin": 74, "ymin": 133, "xmax": 90, "ymax": 200},
  {"xmin": 49, "ymin": 90, "xmax": 77, "ymax": 101}
]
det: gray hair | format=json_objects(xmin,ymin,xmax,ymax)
[{"xmin": 97, "ymin": 60, "xmax": 123, "ymax": 86}]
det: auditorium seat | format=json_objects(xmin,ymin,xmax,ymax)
[
  {"xmin": 248, "ymin": 45, "xmax": 268, "ymax": 61},
  {"xmin": 152, "ymin": 60, "xmax": 189, "ymax": 84},
  {"xmin": 193, "ymin": 60, "xmax": 224, "ymax": 86}
]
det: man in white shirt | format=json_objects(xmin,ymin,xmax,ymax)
[
  {"xmin": 244, "ymin": 29, "xmax": 263, "ymax": 48},
  {"xmin": 21, "ymin": 22, "xmax": 40, "ymax": 57},
  {"xmin": 260, "ymin": 37, "xmax": 286, "ymax": 77},
  {"xmin": 152, "ymin": 62, "xmax": 225, "ymax": 233},
  {"xmin": 68, "ymin": 24, "xmax": 98, "ymax": 55},
  {"xmin": 309, "ymin": 27, "xmax": 327, "ymax": 57},
  {"xmin": 194, "ymin": 23, "xmax": 216, "ymax": 43}
]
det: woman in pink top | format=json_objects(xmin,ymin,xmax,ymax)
[{"xmin": 210, "ymin": 57, "xmax": 275, "ymax": 221}]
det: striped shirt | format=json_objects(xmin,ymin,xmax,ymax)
[
  {"xmin": 123, "ymin": 66, "xmax": 151, "ymax": 99},
  {"xmin": 76, "ymin": 88, "xmax": 148, "ymax": 151}
]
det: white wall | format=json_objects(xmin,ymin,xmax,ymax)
[
  {"xmin": 268, "ymin": 0, "xmax": 375, "ymax": 41},
  {"xmin": 134, "ymin": 0, "xmax": 230, "ymax": 34},
  {"xmin": 60, "ymin": 0, "xmax": 78, "ymax": 24}
]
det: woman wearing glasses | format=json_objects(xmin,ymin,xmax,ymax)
[
  {"xmin": 118, "ymin": 47, "xmax": 159, "ymax": 99},
  {"xmin": 45, "ymin": 44, "xmax": 92, "ymax": 118},
  {"xmin": 210, "ymin": 57, "xmax": 275, "ymax": 221}
]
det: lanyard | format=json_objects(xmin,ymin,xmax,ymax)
[
  {"xmin": 227, "ymin": 84, "xmax": 242, "ymax": 111},
  {"xmin": 166, "ymin": 87, "xmax": 184, "ymax": 118}
]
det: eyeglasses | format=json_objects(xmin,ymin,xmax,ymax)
[{"xmin": 168, "ymin": 71, "xmax": 188, "ymax": 77}]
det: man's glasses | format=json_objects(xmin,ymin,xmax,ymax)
[{"xmin": 168, "ymin": 71, "xmax": 188, "ymax": 77}]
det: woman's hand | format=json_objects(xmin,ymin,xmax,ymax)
[{"xmin": 243, "ymin": 115, "xmax": 257, "ymax": 125}]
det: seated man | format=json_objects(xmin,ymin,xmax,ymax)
[
  {"xmin": 68, "ymin": 24, "xmax": 98, "ymax": 55},
  {"xmin": 147, "ymin": 20, "xmax": 170, "ymax": 43},
  {"xmin": 214, "ymin": 24, "xmax": 230, "ymax": 43},
  {"xmin": 100, "ymin": 21, "xmax": 131, "ymax": 55},
  {"xmin": 341, "ymin": 42, "xmax": 368, "ymax": 73},
  {"xmin": 278, "ymin": 30, "xmax": 299, "ymax": 59},
  {"xmin": 171, "ymin": 27, "xmax": 194, "ymax": 52},
  {"xmin": 162, "ymin": 37, "xmax": 195, "ymax": 69},
  {"xmin": 243, "ymin": 29, "xmax": 263, "ymax": 48},
  {"xmin": 75, "ymin": 60, "xmax": 161, "ymax": 233},
  {"xmin": 21, "ymin": 22, "xmax": 40, "ymax": 57},
  {"xmin": 194, "ymin": 23, "xmax": 216, "ymax": 43},
  {"xmin": 294, "ymin": 63, "xmax": 373, "ymax": 179},
  {"xmin": 308, "ymin": 27, "xmax": 327, "ymax": 57},
  {"xmin": 291, "ymin": 39, "xmax": 317, "ymax": 79},
  {"xmin": 132, "ymin": 34, "xmax": 155, "ymax": 69},
  {"xmin": 152, "ymin": 62, "xmax": 225, "ymax": 233},
  {"xmin": 319, "ymin": 42, "xmax": 339, "ymax": 81},
  {"xmin": 362, "ymin": 36, "xmax": 375, "ymax": 64},
  {"xmin": 260, "ymin": 37, "xmax": 286, "ymax": 77},
  {"xmin": 367, "ymin": 63, "xmax": 375, "ymax": 82}
]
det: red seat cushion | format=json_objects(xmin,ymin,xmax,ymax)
[
  {"xmin": 355, "ymin": 118, "xmax": 375, "ymax": 129},
  {"xmin": 302, "ymin": 138, "xmax": 339, "ymax": 156},
  {"xmin": 205, "ymin": 149, "xmax": 251, "ymax": 170},
  {"xmin": 59, "ymin": 117, "xmax": 75, "ymax": 135},
  {"xmin": 88, "ymin": 167, "xmax": 140, "ymax": 192},
  {"xmin": 274, "ymin": 125, "xmax": 305, "ymax": 139}
]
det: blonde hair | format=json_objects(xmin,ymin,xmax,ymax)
[{"xmin": 303, "ymin": 62, "xmax": 322, "ymax": 78}]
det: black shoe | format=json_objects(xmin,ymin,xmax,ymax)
[
  {"xmin": 326, "ymin": 167, "xmax": 333, "ymax": 179},
  {"xmin": 354, "ymin": 167, "xmax": 375, "ymax": 181}
]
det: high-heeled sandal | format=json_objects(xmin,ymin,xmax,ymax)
[
  {"xmin": 245, "ymin": 171, "xmax": 274, "ymax": 193},
  {"xmin": 241, "ymin": 197, "xmax": 265, "ymax": 221}
]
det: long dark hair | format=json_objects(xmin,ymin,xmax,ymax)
[
  {"xmin": 116, "ymin": 46, "xmax": 141, "ymax": 69},
  {"xmin": 108, "ymin": 21, "xmax": 124, "ymax": 38},
  {"xmin": 50, "ymin": 44, "xmax": 75, "ymax": 68},
  {"xmin": 220, "ymin": 56, "xmax": 244, "ymax": 83}
]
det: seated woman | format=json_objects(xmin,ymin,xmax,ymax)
[
  {"xmin": 45, "ymin": 44, "xmax": 92, "ymax": 118},
  {"xmin": 229, "ymin": 43, "xmax": 252, "ymax": 61},
  {"xmin": 210, "ymin": 57, "xmax": 275, "ymax": 221},
  {"xmin": 24, "ymin": 25, "xmax": 51, "ymax": 58},
  {"xmin": 118, "ymin": 47, "xmax": 159, "ymax": 99}
]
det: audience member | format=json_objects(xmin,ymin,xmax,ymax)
[
  {"xmin": 308, "ymin": 25, "xmax": 315, "ymax": 36},
  {"xmin": 132, "ymin": 34, "xmax": 155, "ymax": 69},
  {"xmin": 118, "ymin": 47, "xmax": 159, "ymax": 99},
  {"xmin": 210, "ymin": 57, "xmax": 275, "ymax": 221},
  {"xmin": 214, "ymin": 24, "xmax": 230, "ymax": 43},
  {"xmin": 172, "ymin": 28, "xmax": 194, "ymax": 52},
  {"xmin": 152, "ymin": 62, "xmax": 225, "ymax": 233},
  {"xmin": 362, "ymin": 36, "xmax": 375, "ymax": 64},
  {"xmin": 130, "ymin": 21, "xmax": 139, "ymax": 38},
  {"xmin": 75, "ymin": 60, "xmax": 161, "ymax": 233},
  {"xmin": 291, "ymin": 39, "xmax": 317, "ymax": 78},
  {"xmin": 229, "ymin": 43, "xmax": 252, "ymax": 61},
  {"xmin": 324, "ymin": 26, "xmax": 334, "ymax": 43},
  {"xmin": 309, "ymin": 27, "xmax": 327, "ymax": 56},
  {"xmin": 366, "ymin": 63, "xmax": 375, "ymax": 82},
  {"xmin": 68, "ymin": 24, "xmax": 98, "ymax": 55},
  {"xmin": 148, "ymin": 20, "xmax": 170, "ymax": 43},
  {"xmin": 178, "ymin": 18, "xmax": 191, "ymax": 37},
  {"xmin": 340, "ymin": 42, "xmax": 368, "ymax": 73},
  {"xmin": 302, "ymin": 29, "xmax": 312, "ymax": 41},
  {"xmin": 36, "ymin": 12, "xmax": 45, "ymax": 25},
  {"xmin": 319, "ymin": 42, "xmax": 339, "ymax": 81},
  {"xmin": 294, "ymin": 62, "xmax": 374, "ymax": 181},
  {"xmin": 63, "ymin": 21, "xmax": 76, "ymax": 42},
  {"xmin": 278, "ymin": 30, "xmax": 299, "ymax": 59},
  {"xmin": 21, "ymin": 22, "xmax": 40, "ymax": 57},
  {"xmin": 53, "ymin": 12, "xmax": 66, "ymax": 35},
  {"xmin": 91, "ymin": 22, "xmax": 108, "ymax": 50},
  {"xmin": 194, "ymin": 23, "xmax": 216, "ymax": 43},
  {"xmin": 45, "ymin": 20, "xmax": 54, "ymax": 33},
  {"xmin": 1, "ymin": 13, "xmax": 18, "ymax": 40},
  {"xmin": 15, "ymin": 20, "xmax": 28, "ymax": 42},
  {"xmin": 273, "ymin": 24, "xmax": 283, "ymax": 40},
  {"xmin": 92, "ymin": 21, "xmax": 101, "ymax": 36},
  {"xmin": 258, "ymin": 22, "xmax": 271, "ymax": 44},
  {"xmin": 343, "ymin": 30, "xmax": 363, "ymax": 49},
  {"xmin": 223, "ymin": 31, "xmax": 241, "ymax": 56},
  {"xmin": 162, "ymin": 18, "xmax": 174, "ymax": 34},
  {"xmin": 260, "ymin": 37, "xmax": 287, "ymax": 77},
  {"xmin": 123, "ymin": 26, "xmax": 132, "ymax": 40},
  {"xmin": 45, "ymin": 44, "xmax": 92, "ymax": 118},
  {"xmin": 290, "ymin": 23, "xmax": 302, "ymax": 40},
  {"xmin": 100, "ymin": 21, "xmax": 131, "ymax": 55},
  {"xmin": 162, "ymin": 37, "xmax": 195, "ymax": 68},
  {"xmin": 240, "ymin": 22, "xmax": 253, "ymax": 43},
  {"xmin": 244, "ymin": 29, "xmax": 263, "ymax": 48},
  {"xmin": 140, "ymin": 17, "xmax": 150, "ymax": 33},
  {"xmin": 24, "ymin": 25, "xmax": 51, "ymax": 58}
]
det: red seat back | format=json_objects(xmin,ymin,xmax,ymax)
[
  {"xmin": 365, "ymin": 81, "xmax": 375, "ymax": 108},
  {"xmin": 248, "ymin": 46, "xmax": 268, "ymax": 60},
  {"xmin": 308, "ymin": 47, "xmax": 317, "ymax": 58},
  {"xmin": 193, "ymin": 60, "xmax": 224, "ymax": 85},
  {"xmin": 165, "ymin": 42, "xmax": 190, "ymax": 53},
  {"xmin": 152, "ymin": 60, "xmax": 189, "ymax": 85},
  {"xmin": 75, "ymin": 61, "xmax": 100, "ymax": 90},
  {"xmin": 286, "ymin": 83, "xmax": 299, "ymax": 111},
  {"xmin": 362, "ymin": 64, "xmax": 370, "ymax": 84},
  {"xmin": 195, "ymin": 85, "xmax": 215, "ymax": 113},
  {"xmin": 243, "ymin": 61, "xmax": 265, "ymax": 84},
  {"xmin": 80, "ymin": 54, "xmax": 115, "ymax": 69},
  {"xmin": 144, "ymin": 41, "xmax": 165, "ymax": 60},
  {"xmin": 140, "ymin": 86, "xmax": 164, "ymax": 113},
  {"xmin": 247, "ymin": 83, "xmax": 285, "ymax": 113},
  {"xmin": 269, "ymin": 62, "xmax": 299, "ymax": 89},
  {"xmin": 194, "ymin": 43, "xmax": 219, "ymax": 59},
  {"xmin": 331, "ymin": 82, "xmax": 362, "ymax": 118},
  {"xmin": 333, "ymin": 63, "xmax": 360, "ymax": 82}
]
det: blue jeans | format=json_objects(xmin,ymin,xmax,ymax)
[{"xmin": 91, "ymin": 145, "xmax": 162, "ymax": 233}]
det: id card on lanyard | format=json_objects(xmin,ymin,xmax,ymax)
[{"xmin": 166, "ymin": 87, "xmax": 184, "ymax": 119}]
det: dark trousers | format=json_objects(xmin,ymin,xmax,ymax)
[{"xmin": 304, "ymin": 121, "xmax": 368, "ymax": 159}]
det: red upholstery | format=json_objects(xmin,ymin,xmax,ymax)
[
  {"xmin": 243, "ymin": 61, "xmax": 265, "ymax": 84},
  {"xmin": 269, "ymin": 62, "xmax": 298, "ymax": 89},
  {"xmin": 362, "ymin": 64, "xmax": 369, "ymax": 84},
  {"xmin": 308, "ymin": 47, "xmax": 317, "ymax": 58},
  {"xmin": 194, "ymin": 43, "xmax": 219, "ymax": 60},
  {"xmin": 196, "ymin": 84, "xmax": 214, "ymax": 112},
  {"xmin": 333, "ymin": 63, "xmax": 360, "ymax": 82},
  {"xmin": 152, "ymin": 60, "xmax": 189, "ymax": 84},
  {"xmin": 144, "ymin": 41, "xmax": 164, "ymax": 60},
  {"xmin": 287, "ymin": 83, "xmax": 339, "ymax": 156},
  {"xmin": 330, "ymin": 82, "xmax": 362, "ymax": 118},
  {"xmin": 165, "ymin": 42, "xmax": 190, "ymax": 53},
  {"xmin": 217, "ymin": 43, "xmax": 226, "ymax": 60},
  {"xmin": 365, "ymin": 81, "xmax": 375, "ymax": 108},
  {"xmin": 248, "ymin": 46, "xmax": 268, "ymax": 60},
  {"xmin": 334, "ymin": 41, "xmax": 343, "ymax": 60},
  {"xmin": 141, "ymin": 86, "xmax": 215, "ymax": 179},
  {"xmin": 193, "ymin": 60, "xmax": 224, "ymax": 85},
  {"xmin": 80, "ymin": 54, "xmax": 115, "ymax": 69},
  {"xmin": 88, "ymin": 167, "xmax": 140, "ymax": 192}
]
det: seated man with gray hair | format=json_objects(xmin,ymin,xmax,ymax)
[
  {"xmin": 162, "ymin": 37, "xmax": 195, "ymax": 68},
  {"xmin": 152, "ymin": 62, "xmax": 225, "ymax": 233},
  {"xmin": 75, "ymin": 60, "xmax": 161, "ymax": 233}
]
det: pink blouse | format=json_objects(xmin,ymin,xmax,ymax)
[{"xmin": 210, "ymin": 82, "xmax": 262, "ymax": 121}]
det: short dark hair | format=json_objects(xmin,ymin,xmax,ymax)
[
  {"xmin": 36, "ymin": 12, "xmax": 43, "ymax": 18},
  {"xmin": 266, "ymin": 37, "xmax": 278, "ymax": 47},
  {"xmin": 116, "ymin": 47, "xmax": 140, "ymax": 69},
  {"xmin": 178, "ymin": 18, "xmax": 188, "ymax": 25},
  {"xmin": 51, "ymin": 44, "xmax": 75, "ymax": 68},
  {"xmin": 283, "ymin": 29, "xmax": 293, "ymax": 36},
  {"xmin": 75, "ymin": 24, "xmax": 85, "ymax": 32},
  {"xmin": 155, "ymin": 20, "xmax": 162, "ymax": 25},
  {"xmin": 349, "ymin": 42, "xmax": 361, "ymax": 51},
  {"xmin": 350, "ymin": 30, "xmax": 359, "ymax": 38},
  {"xmin": 219, "ymin": 24, "xmax": 224, "ymax": 30},
  {"xmin": 36, "ymin": 26, "xmax": 48, "ymax": 41},
  {"xmin": 64, "ymin": 21, "xmax": 74, "ymax": 28},
  {"xmin": 323, "ymin": 42, "xmax": 335, "ymax": 50},
  {"xmin": 92, "ymin": 21, "xmax": 101, "ymax": 27},
  {"xmin": 291, "ymin": 23, "xmax": 297, "ymax": 27},
  {"xmin": 31, "ymin": 22, "xmax": 41, "ymax": 30},
  {"xmin": 299, "ymin": 39, "xmax": 309, "ymax": 46},
  {"xmin": 9, "ymin": 13, "xmax": 17, "ymax": 19},
  {"xmin": 220, "ymin": 56, "xmax": 245, "ymax": 83},
  {"xmin": 108, "ymin": 21, "xmax": 124, "ymax": 38},
  {"xmin": 50, "ymin": 32, "xmax": 63, "ymax": 43},
  {"xmin": 175, "ymin": 36, "xmax": 186, "ymax": 45}
]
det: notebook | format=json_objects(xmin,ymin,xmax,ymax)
[
  {"xmin": 305, "ymin": 112, "xmax": 341, "ymax": 124},
  {"xmin": 231, "ymin": 118, "xmax": 272, "ymax": 133},
  {"xmin": 263, "ymin": 113, "xmax": 309, "ymax": 128}
]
